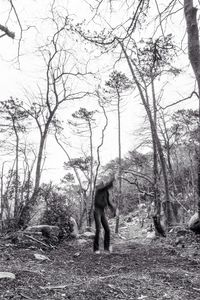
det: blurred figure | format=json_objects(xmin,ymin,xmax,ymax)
[{"xmin": 93, "ymin": 177, "xmax": 117, "ymax": 254}]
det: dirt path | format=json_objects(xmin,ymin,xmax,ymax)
[{"xmin": 1, "ymin": 234, "xmax": 200, "ymax": 300}]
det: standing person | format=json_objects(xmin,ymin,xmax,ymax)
[{"xmin": 93, "ymin": 177, "xmax": 117, "ymax": 254}]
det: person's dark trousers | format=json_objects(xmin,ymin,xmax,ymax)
[{"xmin": 93, "ymin": 208, "xmax": 110, "ymax": 252}]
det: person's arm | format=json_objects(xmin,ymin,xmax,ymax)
[{"xmin": 107, "ymin": 191, "xmax": 116, "ymax": 215}]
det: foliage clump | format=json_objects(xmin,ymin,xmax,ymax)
[{"xmin": 40, "ymin": 184, "xmax": 73, "ymax": 239}]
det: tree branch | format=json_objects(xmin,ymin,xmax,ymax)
[
  {"xmin": 0, "ymin": 24, "xmax": 15, "ymax": 39},
  {"xmin": 160, "ymin": 91, "xmax": 199, "ymax": 110}
]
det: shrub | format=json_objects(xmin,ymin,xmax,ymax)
[{"xmin": 40, "ymin": 186, "xmax": 73, "ymax": 239}]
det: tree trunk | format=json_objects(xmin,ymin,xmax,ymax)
[
  {"xmin": 89, "ymin": 97, "xmax": 108, "ymax": 227},
  {"xmin": 0, "ymin": 163, "xmax": 5, "ymax": 231},
  {"xmin": 184, "ymin": 0, "xmax": 200, "ymax": 217},
  {"xmin": 88, "ymin": 120, "xmax": 94, "ymax": 228},
  {"xmin": 151, "ymin": 76, "xmax": 161, "ymax": 217},
  {"xmin": 120, "ymin": 41, "xmax": 170, "ymax": 228},
  {"xmin": 115, "ymin": 89, "xmax": 122, "ymax": 233},
  {"xmin": 13, "ymin": 123, "xmax": 19, "ymax": 219},
  {"xmin": 17, "ymin": 122, "xmax": 50, "ymax": 228}
]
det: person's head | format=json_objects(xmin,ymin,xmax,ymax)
[{"xmin": 96, "ymin": 180, "xmax": 104, "ymax": 190}]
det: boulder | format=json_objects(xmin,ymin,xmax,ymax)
[
  {"xmin": 188, "ymin": 212, "xmax": 200, "ymax": 234},
  {"xmin": 69, "ymin": 217, "xmax": 79, "ymax": 238},
  {"xmin": 188, "ymin": 212, "xmax": 198, "ymax": 228},
  {"xmin": 26, "ymin": 225, "xmax": 60, "ymax": 234},
  {"xmin": 25, "ymin": 225, "xmax": 61, "ymax": 242}
]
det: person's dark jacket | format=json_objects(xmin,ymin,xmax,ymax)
[{"xmin": 94, "ymin": 179, "xmax": 115, "ymax": 213}]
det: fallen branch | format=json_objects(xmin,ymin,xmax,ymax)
[
  {"xmin": 40, "ymin": 284, "xmax": 68, "ymax": 290},
  {"xmin": 40, "ymin": 273, "xmax": 121, "ymax": 290},
  {"xmin": 23, "ymin": 233, "xmax": 52, "ymax": 248}
]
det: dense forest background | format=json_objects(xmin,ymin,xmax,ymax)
[{"xmin": 0, "ymin": 0, "xmax": 200, "ymax": 236}]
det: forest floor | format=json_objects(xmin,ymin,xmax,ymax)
[{"xmin": 1, "ymin": 217, "xmax": 200, "ymax": 300}]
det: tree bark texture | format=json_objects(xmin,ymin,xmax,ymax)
[{"xmin": 184, "ymin": 0, "xmax": 200, "ymax": 217}]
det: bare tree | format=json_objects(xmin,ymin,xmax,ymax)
[
  {"xmin": 73, "ymin": 1, "xmax": 177, "ymax": 230},
  {"xmin": 119, "ymin": 35, "xmax": 180, "ymax": 230},
  {"xmin": 0, "ymin": 98, "xmax": 29, "ymax": 221},
  {"xmin": 69, "ymin": 107, "xmax": 97, "ymax": 219},
  {"xmin": 17, "ymin": 16, "xmax": 89, "ymax": 227},
  {"xmin": 105, "ymin": 70, "xmax": 132, "ymax": 233},
  {"xmin": 89, "ymin": 90, "xmax": 109, "ymax": 226},
  {"xmin": 0, "ymin": 0, "xmax": 27, "ymax": 65},
  {"xmin": 53, "ymin": 89, "xmax": 109, "ymax": 227}
]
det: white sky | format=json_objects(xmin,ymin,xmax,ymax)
[{"xmin": 0, "ymin": 0, "xmax": 199, "ymax": 183}]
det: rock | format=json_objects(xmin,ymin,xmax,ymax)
[
  {"xmin": 126, "ymin": 217, "xmax": 132, "ymax": 223},
  {"xmin": 69, "ymin": 217, "xmax": 79, "ymax": 238},
  {"xmin": 26, "ymin": 225, "xmax": 60, "ymax": 235},
  {"xmin": 25, "ymin": 225, "xmax": 61, "ymax": 242},
  {"xmin": 188, "ymin": 213, "xmax": 200, "ymax": 234},
  {"xmin": 138, "ymin": 295, "xmax": 148, "ymax": 300},
  {"xmin": 0, "ymin": 272, "xmax": 15, "ymax": 279},
  {"xmin": 188, "ymin": 212, "xmax": 199, "ymax": 228},
  {"xmin": 76, "ymin": 238, "xmax": 88, "ymax": 245},
  {"xmin": 80, "ymin": 231, "xmax": 95, "ymax": 239},
  {"xmin": 34, "ymin": 253, "xmax": 50, "ymax": 261},
  {"xmin": 146, "ymin": 231, "xmax": 156, "ymax": 240},
  {"xmin": 73, "ymin": 252, "xmax": 81, "ymax": 258}
]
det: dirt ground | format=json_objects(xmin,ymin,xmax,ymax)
[{"xmin": 1, "ymin": 224, "xmax": 200, "ymax": 300}]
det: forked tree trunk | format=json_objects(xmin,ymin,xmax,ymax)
[{"xmin": 184, "ymin": 0, "xmax": 200, "ymax": 217}]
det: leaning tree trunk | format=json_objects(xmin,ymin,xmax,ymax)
[
  {"xmin": 120, "ymin": 41, "xmax": 170, "ymax": 228},
  {"xmin": 151, "ymin": 75, "xmax": 161, "ymax": 218},
  {"xmin": 184, "ymin": 0, "xmax": 200, "ymax": 217}
]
